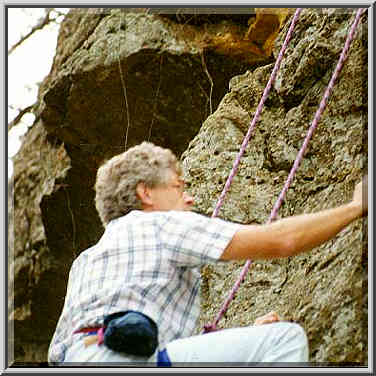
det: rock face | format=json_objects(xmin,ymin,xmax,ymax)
[
  {"xmin": 9, "ymin": 8, "xmax": 367, "ymax": 365},
  {"xmin": 182, "ymin": 8, "xmax": 367, "ymax": 364}
]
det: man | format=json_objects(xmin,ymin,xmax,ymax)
[{"xmin": 48, "ymin": 142, "xmax": 367, "ymax": 366}]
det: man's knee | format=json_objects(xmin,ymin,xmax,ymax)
[
  {"xmin": 286, "ymin": 322, "xmax": 306, "ymax": 333},
  {"xmin": 283, "ymin": 322, "xmax": 308, "ymax": 342},
  {"xmin": 269, "ymin": 322, "xmax": 309, "ymax": 362},
  {"xmin": 268, "ymin": 322, "xmax": 308, "ymax": 350},
  {"xmin": 285, "ymin": 323, "xmax": 309, "ymax": 357},
  {"xmin": 291, "ymin": 322, "xmax": 308, "ymax": 340}
]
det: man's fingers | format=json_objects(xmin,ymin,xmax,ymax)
[
  {"xmin": 266, "ymin": 311, "xmax": 280, "ymax": 321},
  {"xmin": 254, "ymin": 311, "xmax": 281, "ymax": 325},
  {"xmin": 362, "ymin": 175, "xmax": 368, "ymax": 214}
]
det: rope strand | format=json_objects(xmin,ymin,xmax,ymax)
[
  {"xmin": 211, "ymin": 8, "xmax": 303, "ymax": 219},
  {"xmin": 204, "ymin": 7, "xmax": 366, "ymax": 333},
  {"xmin": 204, "ymin": 7, "xmax": 302, "ymax": 332},
  {"xmin": 117, "ymin": 12, "xmax": 131, "ymax": 150}
]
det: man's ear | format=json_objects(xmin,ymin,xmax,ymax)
[{"xmin": 136, "ymin": 182, "xmax": 153, "ymax": 208}]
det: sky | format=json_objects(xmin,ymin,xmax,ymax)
[{"xmin": 7, "ymin": 8, "xmax": 69, "ymax": 179}]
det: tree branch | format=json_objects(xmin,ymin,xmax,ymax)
[
  {"xmin": 8, "ymin": 104, "xmax": 34, "ymax": 131},
  {"xmin": 8, "ymin": 9, "xmax": 62, "ymax": 55}
]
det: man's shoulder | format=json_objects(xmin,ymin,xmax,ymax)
[
  {"xmin": 122, "ymin": 210, "xmax": 208, "ymax": 222},
  {"xmin": 155, "ymin": 210, "xmax": 208, "ymax": 223},
  {"xmin": 106, "ymin": 210, "xmax": 212, "ymax": 235},
  {"xmin": 70, "ymin": 244, "xmax": 96, "ymax": 267}
]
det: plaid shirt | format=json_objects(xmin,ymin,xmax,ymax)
[{"xmin": 48, "ymin": 210, "xmax": 241, "ymax": 363}]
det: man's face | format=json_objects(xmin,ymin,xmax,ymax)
[{"xmin": 148, "ymin": 169, "xmax": 194, "ymax": 212}]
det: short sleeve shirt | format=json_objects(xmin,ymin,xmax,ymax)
[{"xmin": 48, "ymin": 210, "xmax": 241, "ymax": 363}]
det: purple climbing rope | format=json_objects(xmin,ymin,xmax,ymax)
[
  {"xmin": 203, "ymin": 7, "xmax": 303, "ymax": 333},
  {"xmin": 211, "ymin": 7, "xmax": 303, "ymax": 219},
  {"xmin": 204, "ymin": 7, "xmax": 366, "ymax": 333}
]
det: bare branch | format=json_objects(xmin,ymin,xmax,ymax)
[
  {"xmin": 8, "ymin": 9, "xmax": 63, "ymax": 55},
  {"xmin": 51, "ymin": 10, "xmax": 67, "ymax": 18},
  {"xmin": 8, "ymin": 104, "xmax": 34, "ymax": 131}
]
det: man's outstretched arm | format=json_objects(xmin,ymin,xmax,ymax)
[{"xmin": 220, "ymin": 177, "xmax": 367, "ymax": 261}]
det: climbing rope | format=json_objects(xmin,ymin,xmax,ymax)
[
  {"xmin": 211, "ymin": 7, "xmax": 303, "ymax": 219},
  {"xmin": 204, "ymin": 7, "xmax": 366, "ymax": 333},
  {"xmin": 117, "ymin": 11, "xmax": 131, "ymax": 151}
]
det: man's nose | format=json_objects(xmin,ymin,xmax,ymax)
[{"xmin": 183, "ymin": 192, "xmax": 194, "ymax": 206}]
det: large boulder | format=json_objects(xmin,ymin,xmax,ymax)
[{"xmin": 10, "ymin": 7, "xmax": 280, "ymax": 363}]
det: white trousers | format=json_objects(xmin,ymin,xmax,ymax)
[
  {"xmin": 166, "ymin": 322, "xmax": 309, "ymax": 366},
  {"xmin": 63, "ymin": 322, "xmax": 308, "ymax": 366}
]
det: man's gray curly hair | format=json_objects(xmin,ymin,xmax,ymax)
[{"xmin": 95, "ymin": 142, "xmax": 180, "ymax": 226}]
